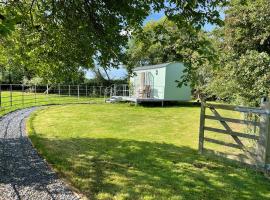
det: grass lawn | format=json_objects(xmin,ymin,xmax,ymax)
[
  {"xmin": 27, "ymin": 103, "xmax": 270, "ymax": 200},
  {"xmin": 0, "ymin": 91, "xmax": 104, "ymax": 116}
]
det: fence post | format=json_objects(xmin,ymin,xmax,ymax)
[
  {"xmin": 68, "ymin": 85, "xmax": 71, "ymax": 96},
  {"xmin": 257, "ymin": 97, "xmax": 270, "ymax": 169},
  {"xmin": 58, "ymin": 84, "xmax": 60, "ymax": 96},
  {"xmin": 110, "ymin": 87, "xmax": 112, "ymax": 98},
  {"xmin": 104, "ymin": 87, "xmax": 106, "ymax": 102},
  {"xmin": 198, "ymin": 100, "xmax": 206, "ymax": 154},
  {"xmin": 10, "ymin": 84, "xmax": 12, "ymax": 107},
  {"xmin": 22, "ymin": 84, "xmax": 24, "ymax": 106},
  {"xmin": 86, "ymin": 85, "xmax": 87, "ymax": 97},
  {"xmin": 46, "ymin": 84, "xmax": 49, "ymax": 102},
  {"xmin": 0, "ymin": 84, "xmax": 2, "ymax": 108},
  {"xmin": 46, "ymin": 84, "xmax": 49, "ymax": 95},
  {"xmin": 77, "ymin": 85, "xmax": 80, "ymax": 99},
  {"xmin": 34, "ymin": 84, "xmax": 37, "ymax": 104}
]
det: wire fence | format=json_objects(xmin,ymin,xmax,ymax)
[{"xmin": 0, "ymin": 84, "xmax": 110, "ymax": 115}]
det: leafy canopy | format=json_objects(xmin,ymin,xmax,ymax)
[
  {"xmin": 125, "ymin": 17, "xmax": 218, "ymax": 98},
  {"xmin": 208, "ymin": 0, "xmax": 270, "ymax": 105},
  {"xmin": 0, "ymin": 0, "xmax": 226, "ymax": 83}
]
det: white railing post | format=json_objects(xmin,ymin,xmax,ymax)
[{"xmin": 69, "ymin": 85, "xmax": 71, "ymax": 96}]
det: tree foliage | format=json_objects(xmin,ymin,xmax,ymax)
[
  {"xmin": 125, "ymin": 18, "xmax": 218, "ymax": 98},
  {"xmin": 209, "ymin": 0, "xmax": 270, "ymax": 105},
  {"xmin": 0, "ymin": 0, "xmax": 226, "ymax": 84}
]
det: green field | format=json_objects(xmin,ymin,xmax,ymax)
[
  {"xmin": 0, "ymin": 91, "xmax": 104, "ymax": 116},
  {"xmin": 27, "ymin": 103, "xmax": 270, "ymax": 200}
]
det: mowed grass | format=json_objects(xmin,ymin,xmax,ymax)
[
  {"xmin": 27, "ymin": 103, "xmax": 270, "ymax": 200},
  {"xmin": 0, "ymin": 91, "xmax": 103, "ymax": 116}
]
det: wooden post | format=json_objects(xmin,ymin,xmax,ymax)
[
  {"xmin": 99, "ymin": 86, "xmax": 102, "ymax": 97},
  {"xmin": 77, "ymin": 85, "xmax": 80, "ymax": 99},
  {"xmin": 104, "ymin": 87, "xmax": 106, "ymax": 102},
  {"xmin": 22, "ymin": 84, "xmax": 24, "ymax": 106},
  {"xmin": 257, "ymin": 97, "xmax": 270, "ymax": 169},
  {"xmin": 47, "ymin": 84, "xmax": 49, "ymax": 102},
  {"xmin": 34, "ymin": 84, "xmax": 37, "ymax": 104},
  {"xmin": 68, "ymin": 85, "xmax": 70, "ymax": 96},
  {"xmin": 10, "ymin": 84, "xmax": 12, "ymax": 107},
  {"xmin": 110, "ymin": 87, "xmax": 112, "ymax": 98},
  {"xmin": 86, "ymin": 85, "xmax": 87, "ymax": 97},
  {"xmin": 198, "ymin": 101, "xmax": 206, "ymax": 154},
  {"xmin": 0, "ymin": 84, "xmax": 2, "ymax": 108}
]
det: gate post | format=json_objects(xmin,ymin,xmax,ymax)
[
  {"xmin": 198, "ymin": 100, "xmax": 206, "ymax": 154},
  {"xmin": 257, "ymin": 97, "xmax": 270, "ymax": 169}
]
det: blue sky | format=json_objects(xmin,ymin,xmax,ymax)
[{"xmin": 86, "ymin": 9, "xmax": 222, "ymax": 79}]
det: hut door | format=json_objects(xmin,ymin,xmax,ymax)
[{"xmin": 140, "ymin": 72, "xmax": 145, "ymax": 89}]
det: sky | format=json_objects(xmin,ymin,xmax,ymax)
[{"xmin": 86, "ymin": 9, "xmax": 223, "ymax": 80}]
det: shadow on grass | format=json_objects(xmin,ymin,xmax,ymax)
[
  {"xmin": 131, "ymin": 101, "xmax": 200, "ymax": 108},
  {"xmin": 29, "ymin": 134, "xmax": 270, "ymax": 200}
]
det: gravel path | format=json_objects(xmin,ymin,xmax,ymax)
[{"xmin": 0, "ymin": 107, "xmax": 79, "ymax": 200}]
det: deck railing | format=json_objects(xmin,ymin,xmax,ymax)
[
  {"xmin": 103, "ymin": 84, "xmax": 130, "ymax": 99},
  {"xmin": 103, "ymin": 84, "xmax": 168, "ymax": 101}
]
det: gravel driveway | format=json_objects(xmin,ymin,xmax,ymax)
[{"xmin": 0, "ymin": 107, "xmax": 79, "ymax": 200}]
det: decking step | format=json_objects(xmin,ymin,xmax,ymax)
[{"xmin": 105, "ymin": 96, "xmax": 123, "ymax": 103}]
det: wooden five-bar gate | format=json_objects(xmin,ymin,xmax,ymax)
[{"xmin": 199, "ymin": 98, "xmax": 270, "ymax": 169}]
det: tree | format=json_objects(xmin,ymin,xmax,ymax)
[
  {"xmin": 125, "ymin": 18, "xmax": 218, "ymax": 99},
  {"xmin": 0, "ymin": 0, "xmax": 226, "ymax": 84},
  {"xmin": 208, "ymin": 0, "xmax": 270, "ymax": 106}
]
